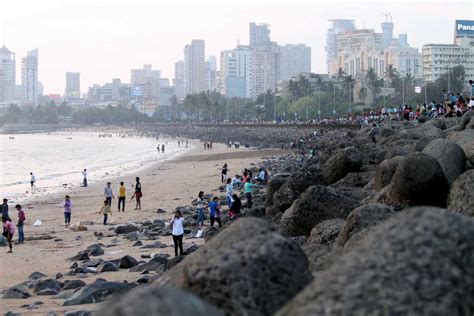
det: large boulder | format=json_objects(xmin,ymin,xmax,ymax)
[
  {"xmin": 157, "ymin": 217, "xmax": 312, "ymax": 316},
  {"xmin": 386, "ymin": 153, "xmax": 449, "ymax": 207},
  {"xmin": 336, "ymin": 203, "xmax": 395, "ymax": 247},
  {"xmin": 277, "ymin": 207, "xmax": 474, "ymax": 315},
  {"xmin": 114, "ymin": 224, "xmax": 138, "ymax": 234},
  {"xmin": 265, "ymin": 174, "xmax": 290, "ymax": 207},
  {"xmin": 374, "ymin": 156, "xmax": 405, "ymax": 191},
  {"xmin": 422, "ymin": 138, "xmax": 466, "ymax": 184},
  {"xmin": 447, "ymin": 128, "xmax": 474, "ymax": 167},
  {"xmin": 332, "ymin": 171, "xmax": 375, "ymax": 189},
  {"xmin": 2, "ymin": 285, "xmax": 30, "ymax": 299},
  {"xmin": 33, "ymin": 278, "xmax": 61, "ymax": 295},
  {"xmin": 280, "ymin": 185, "xmax": 360, "ymax": 237},
  {"xmin": 272, "ymin": 170, "xmax": 323, "ymax": 212},
  {"xmin": 307, "ymin": 219, "xmax": 345, "ymax": 245},
  {"xmin": 86, "ymin": 244, "xmax": 104, "ymax": 257},
  {"xmin": 97, "ymin": 285, "xmax": 224, "ymax": 316},
  {"xmin": 448, "ymin": 170, "xmax": 474, "ymax": 217},
  {"xmin": 322, "ymin": 147, "xmax": 363, "ymax": 184},
  {"xmin": 119, "ymin": 255, "xmax": 139, "ymax": 269},
  {"xmin": 63, "ymin": 280, "xmax": 135, "ymax": 306}
]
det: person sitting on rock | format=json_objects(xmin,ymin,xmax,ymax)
[{"xmin": 369, "ymin": 123, "xmax": 379, "ymax": 144}]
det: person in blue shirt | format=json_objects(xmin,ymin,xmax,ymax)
[
  {"xmin": 244, "ymin": 178, "xmax": 259, "ymax": 209},
  {"xmin": 208, "ymin": 197, "xmax": 222, "ymax": 228}
]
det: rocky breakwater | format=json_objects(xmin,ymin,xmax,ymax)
[{"xmin": 100, "ymin": 114, "xmax": 472, "ymax": 315}]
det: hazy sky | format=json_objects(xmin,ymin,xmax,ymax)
[{"xmin": 1, "ymin": 0, "xmax": 472, "ymax": 94}]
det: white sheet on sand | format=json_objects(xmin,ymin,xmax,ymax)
[{"xmin": 33, "ymin": 219, "xmax": 42, "ymax": 226}]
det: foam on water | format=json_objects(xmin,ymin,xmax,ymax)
[{"xmin": 0, "ymin": 132, "xmax": 190, "ymax": 203}]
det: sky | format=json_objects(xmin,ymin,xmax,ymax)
[{"xmin": 1, "ymin": 0, "xmax": 473, "ymax": 95}]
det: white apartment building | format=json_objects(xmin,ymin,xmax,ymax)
[
  {"xmin": 173, "ymin": 60, "xmax": 185, "ymax": 100},
  {"xmin": 279, "ymin": 44, "xmax": 311, "ymax": 81},
  {"xmin": 220, "ymin": 46, "xmax": 253, "ymax": 98},
  {"xmin": 65, "ymin": 72, "xmax": 80, "ymax": 98},
  {"xmin": 130, "ymin": 64, "xmax": 161, "ymax": 100},
  {"xmin": 0, "ymin": 45, "xmax": 16, "ymax": 103},
  {"xmin": 422, "ymin": 37, "xmax": 474, "ymax": 83},
  {"xmin": 184, "ymin": 39, "xmax": 207, "ymax": 95},
  {"xmin": 21, "ymin": 49, "xmax": 39, "ymax": 106},
  {"xmin": 325, "ymin": 19, "xmax": 356, "ymax": 73},
  {"xmin": 251, "ymin": 43, "xmax": 279, "ymax": 97}
]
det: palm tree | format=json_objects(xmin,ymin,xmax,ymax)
[
  {"xmin": 366, "ymin": 68, "xmax": 383, "ymax": 104},
  {"xmin": 384, "ymin": 64, "xmax": 399, "ymax": 87},
  {"xmin": 358, "ymin": 87, "xmax": 367, "ymax": 103}
]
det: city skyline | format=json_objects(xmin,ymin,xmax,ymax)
[{"xmin": 1, "ymin": 0, "xmax": 472, "ymax": 94}]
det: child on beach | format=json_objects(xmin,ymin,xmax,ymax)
[
  {"xmin": 2, "ymin": 217, "xmax": 15, "ymax": 253},
  {"xmin": 208, "ymin": 197, "xmax": 222, "ymax": 228},
  {"xmin": 98, "ymin": 200, "xmax": 112, "ymax": 225},
  {"xmin": 63, "ymin": 195, "xmax": 72, "ymax": 228},
  {"xmin": 16, "ymin": 205, "xmax": 25, "ymax": 244}
]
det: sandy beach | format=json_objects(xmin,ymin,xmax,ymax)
[{"xmin": 0, "ymin": 139, "xmax": 283, "ymax": 315}]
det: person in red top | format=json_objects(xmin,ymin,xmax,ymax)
[
  {"xmin": 16, "ymin": 204, "xmax": 25, "ymax": 244},
  {"xmin": 2, "ymin": 217, "xmax": 15, "ymax": 253}
]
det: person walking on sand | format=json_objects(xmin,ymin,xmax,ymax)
[
  {"xmin": 118, "ymin": 182, "xmax": 126, "ymax": 212},
  {"xmin": 16, "ymin": 204, "xmax": 25, "ymax": 244},
  {"xmin": 221, "ymin": 163, "xmax": 228, "ymax": 183},
  {"xmin": 1, "ymin": 199, "xmax": 9, "ymax": 219},
  {"xmin": 98, "ymin": 200, "xmax": 112, "ymax": 225},
  {"xmin": 161, "ymin": 144, "xmax": 165, "ymax": 153},
  {"xmin": 157, "ymin": 145, "xmax": 160, "ymax": 153},
  {"xmin": 2, "ymin": 217, "xmax": 15, "ymax": 253},
  {"xmin": 63, "ymin": 195, "xmax": 72, "ymax": 228},
  {"xmin": 196, "ymin": 191, "xmax": 207, "ymax": 228},
  {"xmin": 104, "ymin": 182, "xmax": 114, "ymax": 207},
  {"xmin": 170, "ymin": 210, "xmax": 184, "ymax": 257},
  {"xmin": 82, "ymin": 169, "xmax": 88, "ymax": 187},
  {"xmin": 131, "ymin": 177, "xmax": 142, "ymax": 210},
  {"xmin": 208, "ymin": 197, "xmax": 222, "ymax": 228},
  {"xmin": 30, "ymin": 172, "xmax": 36, "ymax": 189}
]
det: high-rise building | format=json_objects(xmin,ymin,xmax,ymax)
[
  {"xmin": 65, "ymin": 72, "xmax": 80, "ymax": 99},
  {"xmin": 130, "ymin": 64, "xmax": 161, "ymax": 100},
  {"xmin": 249, "ymin": 22, "xmax": 271, "ymax": 46},
  {"xmin": 325, "ymin": 19, "xmax": 356, "ymax": 73},
  {"xmin": 0, "ymin": 46, "xmax": 16, "ymax": 103},
  {"xmin": 21, "ymin": 49, "xmax": 39, "ymax": 106},
  {"xmin": 112, "ymin": 78, "xmax": 122, "ymax": 101},
  {"xmin": 220, "ymin": 45, "xmax": 253, "ymax": 98},
  {"xmin": 382, "ymin": 21, "xmax": 394, "ymax": 48},
  {"xmin": 206, "ymin": 56, "xmax": 217, "ymax": 91},
  {"xmin": 173, "ymin": 60, "xmax": 185, "ymax": 99},
  {"xmin": 251, "ymin": 44, "xmax": 279, "ymax": 97},
  {"xmin": 184, "ymin": 39, "xmax": 206, "ymax": 95},
  {"xmin": 279, "ymin": 44, "xmax": 311, "ymax": 81}
]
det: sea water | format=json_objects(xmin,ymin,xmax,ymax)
[{"xmin": 0, "ymin": 132, "xmax": 188, "ymax": 202}]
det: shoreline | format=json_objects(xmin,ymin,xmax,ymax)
[{"xmin": 0, "ymin": 139, "xmax": 284, "ymax": 314}]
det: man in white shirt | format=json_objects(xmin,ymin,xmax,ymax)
[
  {"xmin": 30, "ymin": 172, "xmax": 36, "ymax": 189},
  {"xmin": 104, "ymin": 182, "xmax": 114, "ymax": 207},
  {"xmin": 82, "ymin": 169, "xmax": 88, "ymax": 187}
]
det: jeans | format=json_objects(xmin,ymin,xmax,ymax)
[
  {"xmin": 103, "ymin": 214, "xmax": 108, "ymax": 225},
  {"xmin": 18, "ymin": 223, "xmax": 24, "ymax": 243},
  {"xmin": 118, "ymin": 197, "xmax": 125, "ymax": 212},
  {"xmin": 245, "ymin": 192, "xmax": 252, "ymax": 209},
  {"xmin": 197, "ymin": 209, "xmax": 205, "ymax": 226},
  {"xmin": 210, "ymin": 216, "xmax": 222, "ymax": 228},
  {"xmin": 106, "ymin": 197, "xmax": 112, "ymax": 207},
  {"xmin": 172, "ymin": 234, "xmax": 183, "ymax": 257},
  {"xmin": 64, "ymin": 212, "xmax": 71, "ymax": 225},
  {"xmin": 83, "ymin": 178, "xmax": 87, "ymax": 187},
  {"xmin": 227, "ymin": 195, "xmax": 232, "ymax": 209}
]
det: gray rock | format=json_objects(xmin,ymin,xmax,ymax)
[
  {"xmin": 119, "ymin": 255, "xmax": 139, "ymax": 269},
  {"xmin": 130, "ymin": 255, "xmax": 169, "ymax": 272},
  {"xmin": 126, "ymin": 232, "xmax": 141, "ymax": 241},
  {"xmin": 332, "ymin": 171, "xmax": 375, "ymax": 189},
  {"xmin": 33, "ymin": 278, "xmax": 61, "ymax": 295},
  {"xmin": 374, "ymin": 156, "xmax": 404, "ymax": 191},
  {"xmin": 114, "ymin": 224, "xmax": 138, "ymax": 234},
  {"xmin": 322, "ymin": 147, "xmax": 363, "ymax": 184},
  {"xmin": 97, "ymin": 261, "xmax": 119, "ymax": 273},
  {"xmin": 448, "ymin": 170, "xmax": 474, "ymax": 217},
  {"xmin": 55, "ymin": 273, "xmax": 63, "ymax": 280},
  {"xmin": 28, "ymin": 271, "xmax": 47, "ymax": 280},
  {"xmin": 422, "ymin": 138, "xmax": 467, "ymax": 184},
  {"xmin": 277, "ymin": 207, "xmax": 474, "ymax": 316},
  {"xmin": 68, "ymin": 250, "xmax": 89, "ymax": 261},
  {"xmin": 447, "ymin": 128, "xmax": 474, "ymax": 167},
  {"xmin": 307, "ymin": 219, "xmax": 345, "ymax": 245},
  {"xmin": 280, "ymin": 185, "xmax": 360, "ymax": 237},
  {"xmin": 62, "ymin": 280, "xmax": 86, "ymax": 290},
  {"xmin": 132, "ymin": 240, "xmax": 143, "ymax": 247},
  {"xmin": 265, "ymin": 174, "xmax": 290, "ymax": 207},
  {"xmin": 387, "ymin": 153, "xmax": 449, "ymax": 207},
  {"xmin": 36, "ymin": 288, "xmax": 60, "ymax": 296},
  {"xmin": 2, "ymin": 285, "xmax": 30, "ymax": 299},
  {"xmin": 97, "ymin": 285, "xmax": 223, "ymax": 316},
  {"xmin": 86, "ymin": 244, "xmax": 104, "ymax": 257},
  {"xmin": 64, "ymin": 311, "xmax": 93, "ymax": 316},
  {"xmin": 203, "ymin": 226, "xmax": 219, "ymax": 242},
  {"xmin": 336, "ymin": 203, "xmax": 395, "ymax": 248},
  {"xmin": 157, "ymin": 217, "xmax": 312, "ymax": 316},
  {"xmin": 4, "ymin": 311, "xmax": 21, "ymax": 316},
  {"xmin": 63, "ymin": 280, "xmax": 135, "ymax": 306},
  {"xmin": 140, "ymin": 241, "xmax": 167, "ymax": 249}
]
